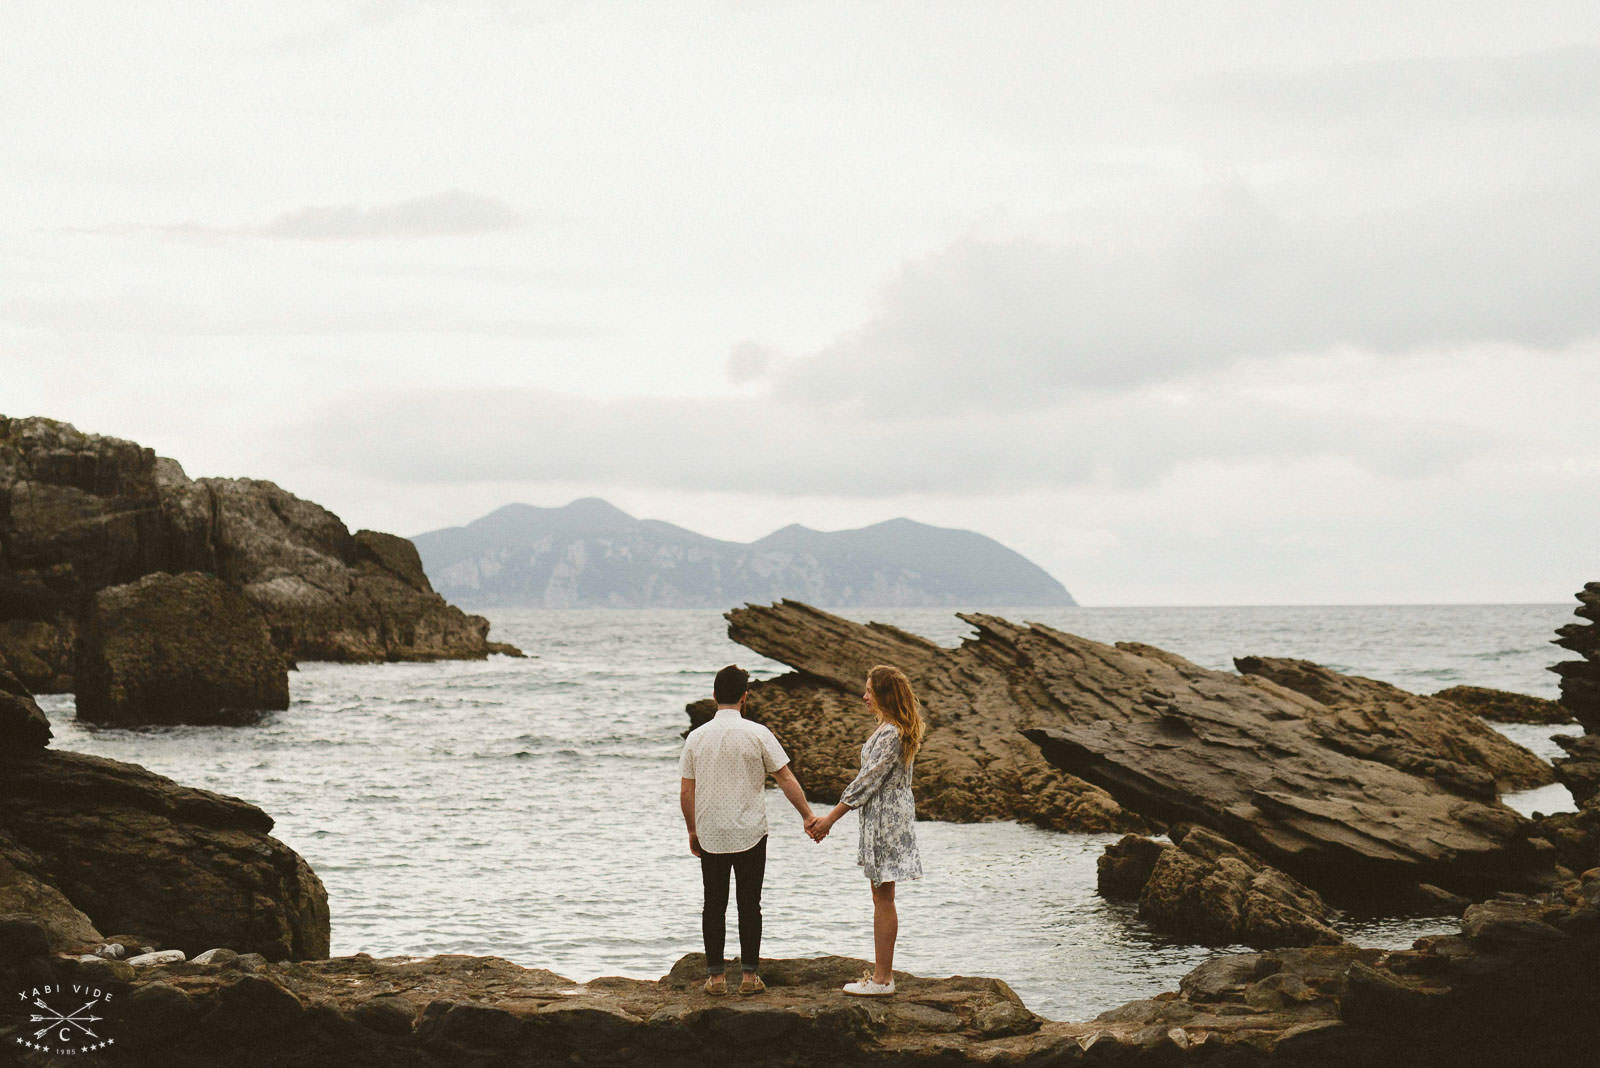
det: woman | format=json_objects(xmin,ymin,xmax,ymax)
[{"xmin": 809, "ymin": 664, "xmax": 925, "ymax": 997}]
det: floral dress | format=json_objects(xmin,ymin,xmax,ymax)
[{"xmin": 840, "ymin": 722, "xmax": 922, "ymax": 885}]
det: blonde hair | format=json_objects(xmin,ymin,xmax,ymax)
[{"xmin": 868, "ymin": 664, "xmax": 925, "ymax": 765}]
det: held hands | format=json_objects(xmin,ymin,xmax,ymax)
[{"xmin": 803, "ymin": 813, "xmax": 833, "ymax": 842}]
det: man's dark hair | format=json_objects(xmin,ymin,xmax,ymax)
[{"xmin": 714, "ymin": 664, "xmax": 749, "ymax": 705}]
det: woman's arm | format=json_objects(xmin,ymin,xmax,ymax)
[
  {"xmin": 839, "ymin": 729, "xmax": 900, "ymax": 809},
  {"xmin": 813, "ymin": 730, "xmax": 898, "ymax": 839}
]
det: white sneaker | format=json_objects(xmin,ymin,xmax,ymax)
[{"xmin": 843, "ymin": 975, "xmax": 895, "ymax": 997}]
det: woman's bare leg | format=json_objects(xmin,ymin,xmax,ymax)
[{"xmin": 871, "ymin": 880, "xmax": 896, "ymax": 983}]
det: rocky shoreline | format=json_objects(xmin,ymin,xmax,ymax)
[
  {"xmin": 4, "ymin": 587, "xmax": 1598, "ymax": 1063},
  {"xmin": 3, "ymin": 875, "xmax": 1596, "ymax": 1065}
]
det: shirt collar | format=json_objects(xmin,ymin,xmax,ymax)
[{"xmin": 713, "ymin": 707, "xmax": 743, "ymax": 720}]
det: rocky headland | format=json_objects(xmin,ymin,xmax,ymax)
[{"xmin": 0, "ymin": 415, "xmax": 518, "ymax": 719}]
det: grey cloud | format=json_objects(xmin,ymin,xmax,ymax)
[
  {"xmin": 0, "ymin": 295, "xmax": 591, "ymax": 338},
  {"xmin": 63, "ymin": 191, "xmax": 525, "ymax": 242},
  {"xmin": 1207, "ymin": 45, "xmax": 1600, "ymax": 123},
  {"xmin": 255, "ymin": 191, "xmax": 524, "ymax": 239},
  {"xmin": 758, "ymin": 175, "xmax": 1600, "ymax": 414},
  {"xmin": 726, "ymin": 341, "xmax": 779, "ymax": 384},
  {"xmin": 287, "ymin": 380, "xmax": 1496, "ymax": 499}
]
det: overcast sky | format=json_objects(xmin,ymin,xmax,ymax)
[{"xmin": 6, "ymin": 2, "xmax": 1599, "ymax": 604}]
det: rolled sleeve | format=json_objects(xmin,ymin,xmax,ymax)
[{"xmin": 678, "ymin": 742, "xmax": 695, "ymax": 779}]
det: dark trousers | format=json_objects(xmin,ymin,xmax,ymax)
[{"xmin": 700, "ymin": 835, "xmax": 767, "ymax": 975}]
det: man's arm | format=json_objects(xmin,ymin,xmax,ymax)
[
  {"xmin": 771, "ymin": 764, "xmax": 816, "ymax": 830},
  {"xmin": 680, "ymin": 777, "xmax": 701, "ymax": 857}
]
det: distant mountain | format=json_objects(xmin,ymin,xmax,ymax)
[{"xmin": 412, "ymin": 498, "xmax": 1075, "ymax": 609}]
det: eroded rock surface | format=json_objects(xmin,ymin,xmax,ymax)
[
  {"xmin": 1101, "ymin": 827, "xmax": 1344, "ymax": 949},
  {"xmin": 0, "ymin": 415, "xmax": 514, "ymax": 695},
  {"xmin": 709, "ymin": 602, "xmax": 1549, "ymax": 901},
  {"xmin": 1553, "ymin": 581, "xmax": 1600, "ymax": 733},
  {"xmin": 688, "ymin": 603, "xmax": 1140, "ymax": 833},
  {"xmin": 0, "ymin": 951, "xmax": 1044, "ymax": 1066},
  {"xmin": 0, "ymin": 666, "xmax": 51, "ymax": 748},
  {"xmin": 1234, "ymin": 656, "xmax": 1552, "ymax": 794},
  {"xmin": 1432, "ymin": 684, "xmax": 1573, "ymax": 725},
  {"xmin": 4, "ymin": 877, "xmax": 1597, "ymax": 1066},
  {"xmin": 74, "ymin": 571, "xmax": 289, "ymax": 725},
  {"xmin": 0, "ymin": 744, "xmax": 328, "ymax": 960}
]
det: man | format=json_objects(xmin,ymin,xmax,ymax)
[{"xmin": 680, "ymin": 664, "xmax": 817, "ymax": 995}]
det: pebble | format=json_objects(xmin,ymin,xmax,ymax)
[
  {"xmin": 94, "ymin": 943, "xmax": 127, "ymax": 960},
  {"xmin": 127, "ymin": 949, "xmax": 187, "ymax": 966}
]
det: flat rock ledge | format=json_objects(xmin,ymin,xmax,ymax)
[{"xmin": 4, "ymin": 874, "xmax": 1597, "ymax": 1067}]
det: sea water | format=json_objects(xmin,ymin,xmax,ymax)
[{"xmin": 37, "ymin": 602, "xmax": 1580, "ymax": 1022}]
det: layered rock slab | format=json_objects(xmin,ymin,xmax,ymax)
[
  {"xmin": 1431, "ymin": 684, "xmax": 1573, "ymax": 725},
  {"xmin": 714, "ymin": 601, "xmax": 1547, "ymax": 900},
  {"xmin": 1552, "ymin": 580, "xmax": 1600, "ymax": 732},
  {"xmin": 689, "ymin": 602, "xmax": 1140, "ymax": 832},
  {"xmin": 1234, "ymin": 656, "xmax": 1552, "ymax": 794}
]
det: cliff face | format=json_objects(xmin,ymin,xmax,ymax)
[
  {"xmin": 0, "ymin": 415, "xmax": 504, "ymax": 692},
  {"xmin": 414, "ymin": 499, "xmax": 1076, "ymax": 608}
]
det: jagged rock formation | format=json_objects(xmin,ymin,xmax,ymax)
[
  {"xmin": 710, "ymin": 602, "xmax": 1551, "ymax": 902},
  {"xmin": 415, "ymin": 497, "xmax": 1076, "ymax": 609},
  {"xmin": 686, "ymin": 603, "xmax": 1140, "ymax": 833},
  {"xmin": 1432, "ymin": 684, "xmax": 1573, "ymax": 725},
  {"xmin": 0, "ymin": 671, "xmax": 329, "ymax": 959},
  {"xmin": 1552, "ymin": 581, "xmax": 1600, "ymax": 733},
  {"xmin": 74, "ymin": 571, "xmax": 289, "ymax": 725},
  {"xmin": 1061, "ymin": 873, "xmax": 1600, "ymax": 1065},
  {"xmin": 1553, "ymin": 734, "xmax": 1600, "ymax": 808},
  {"xmin": 1544, "ymin": 582, "xmax": 1600, "ymax": 878},
  {"xmin": 1099, "ymin": 827, "xmax": 1343, "ymax": 949},
  {"xmin": 0, "ymin": 415, "xmax": 513, "ymax": 694},
  {"xmin": 1234, "ymin": 657, "xmax": 1551, "ymax": 794}
]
